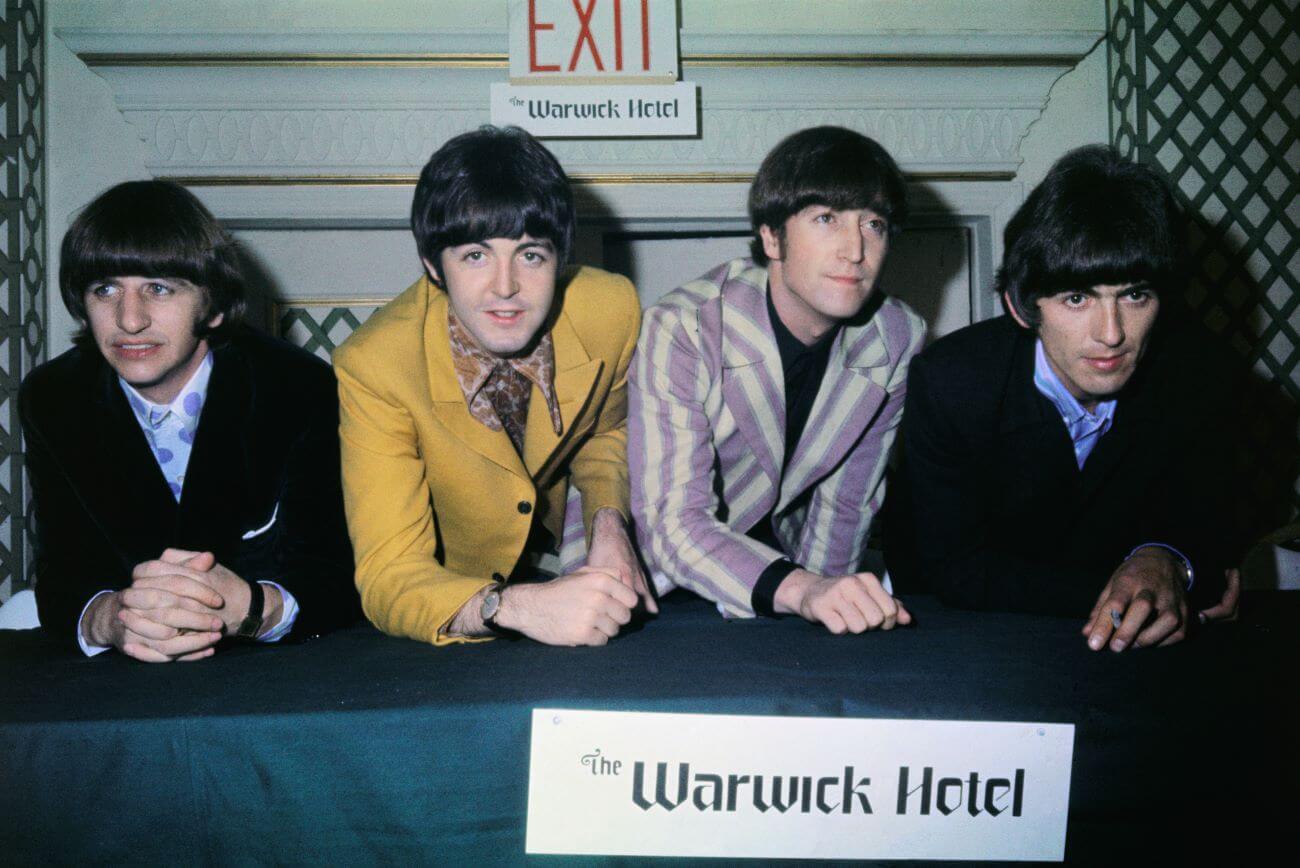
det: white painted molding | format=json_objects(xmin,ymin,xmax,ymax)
[
  {"xmin": 65, "ymin": 66, "xmax": 1067, "ymax": 178},
  {"xmin": 55, "ymin": 25, "xmax": 1099, "ymax": 179},
  {"xmin": 56, "ymin": 24, "xmax": 1089, "ymax": 329},
  {"xmin": 57, "ymin": 28, "xmax": 1101, "ymax": 60}
]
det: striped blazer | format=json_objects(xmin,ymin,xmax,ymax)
[{"xmin": 629, "ymin": 258, "xmax": 926, "ymax": 617}]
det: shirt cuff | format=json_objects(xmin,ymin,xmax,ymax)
[
  {"xmin": 256, "ymin": 581, "xmax": 298, "ymax": 642},
  {"xmin": 751, "ymin": 558, "xmax": 799, "ymax": 618},
  {"xmin": 1127, "ymin": 543, "xmax": 1194, "ymax": 590},
  {"xmin": 77, "ymin": 590, "xmax": 115, "ymax": 658}
]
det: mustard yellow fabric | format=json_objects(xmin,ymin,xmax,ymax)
[{"xmin": 334, "ymin": 267, "xmax": 641, "ymax": 645}]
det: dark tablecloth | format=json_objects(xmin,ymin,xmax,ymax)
[{"xmin": 3, "ymin": 592, "xmax": 1296, "ymax": 865}]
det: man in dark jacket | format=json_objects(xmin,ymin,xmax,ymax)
[
  {"xmin": 888, "ymin": 145, "xmax": 1241, "ymax": 652},
  {"xmin": 22, "ymin": 180, "xmax": 360, "ymax": 660}
]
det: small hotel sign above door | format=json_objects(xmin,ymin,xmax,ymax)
[{"xmin": 492, "ymin": 0, "xmax": 698, "ymax": 137}]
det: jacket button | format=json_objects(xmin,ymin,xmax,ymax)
[
  {"xmin": 517, "ymin": 501, "xmax": 532, "ymax": 515},
  {"xmin": 491, "ymin": 572, "xmax": 505, "ymax": 583}
]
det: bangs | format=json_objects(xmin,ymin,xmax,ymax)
[
  {"xmin": 411, "ymin": 126, "xmax": 576, "ymax": 277},
  {"xmin": 748, "ymin": 127, "xmax": 909, "ymax": 249},
  {"xmin": 64, "ymin": 240, "xmax": 215, "ymax": 293},
  {"xmin": 787, "ymin": 181, "xmax": 899, "ymax": 225},
  {"xmin": 61, "ymin": 188, "xmax": 228, "ymax": 295},
  {"xmin": 997, "ymin": 145, "xmax": 1186, "ymax": 325},
  {"xmin": 436, "ymin": 185, "xmax": 567, "ymax": 252},
  {"xmin": 1034, "ymin": 200, "xmax": 1179, "ymax": 293},
  {"xmin": 58, "ymin": 181, "xmax": 246, "ymax": 344}
]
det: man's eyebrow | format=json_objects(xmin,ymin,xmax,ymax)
[{"xmin": 517, "ymin": 239, "xmax": 555, "ymax": 251}]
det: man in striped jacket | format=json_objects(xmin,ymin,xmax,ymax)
[{"xmin": 630, "ymin": 127, "xmax": 926, "ymax": 633}]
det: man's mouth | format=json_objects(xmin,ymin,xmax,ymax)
[
  {"xmin": 484, "ymin": 310, "xmax": 525, "ymax": 325},
  {"xmin": 1084, "ymin": 354, "xmax": 1126, "ymax": 372},
  {"xmin": 112, "ymin": 342, "xmax": 161, "ymax": 359}
]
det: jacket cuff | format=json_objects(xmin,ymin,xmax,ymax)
[{"xmin": 751, "ymin": 558, "xmax": 799, "ymax": 618}]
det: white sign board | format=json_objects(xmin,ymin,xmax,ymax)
[
  {"xmin": 490, "ymin": 82, "xmax": 697, "ymax": 137},
  {"xmin": 508, "ymin": 0, "xmax": 680, "ymax": 83},
  {"xmin": 526, "ymin": 709, "xmax": 1074, "ymax": 862}
]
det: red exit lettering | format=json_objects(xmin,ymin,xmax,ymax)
[
  {"xmin": 529, "ymin": 0, "xmax": 561, "ymax": 73},
  {"xmin": 527, "ymin": 0, "xmax": 653, "ymax": 74}
]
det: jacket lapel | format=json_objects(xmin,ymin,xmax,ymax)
[
  {"xmin": 718, "ymin": 276, "xmax": 785, "ymax": 490},
  {"xmin": 175, "ymin": 344, "xmax": 249, "ymax": 553},
  {"xmin": 421, "ymin": 280, "xmax": 533, "ymax": 481},
  {"xmin": 523, "ymin": 303, "xmax": 601, "ymax": 480},
  {"xmin": 998, "ymin": 330, "xmax": 1083, "ymax": 499},
  {"xmin": 87, "ymin": 358, "xmax": 181, "ymax": 560},
  {"xmin": 1076, "ymin": 359, "xmax": 1158, "ymax": 505},
  {"xmin": 777, "ymin": 314, "xmax": 891, "ymax": 512}
]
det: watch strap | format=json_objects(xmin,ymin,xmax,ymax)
[
  {"xmin": 480, "ymin": 583, "xmax": 519, "ymax": 638},
  {"xmin": 236, "ymin": 578, "xmax": 265, "ymax": 639}
]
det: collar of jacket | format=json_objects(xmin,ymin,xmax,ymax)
[{"xmin": 421, "ymin": 272, "xmax": 603, "ymax": 480}]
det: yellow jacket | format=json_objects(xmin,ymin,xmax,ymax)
[{"xmin": 334, "ymin": 267, "xmax": 641, "ymax": 645}]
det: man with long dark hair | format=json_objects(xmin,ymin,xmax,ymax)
[
  {"xmin": 22, "ymin": 180, "xmax": 360, "ymax": 659},
  {"xmin": 888, "ymin": 145, "xmax": 1241, "ymax": 651}
]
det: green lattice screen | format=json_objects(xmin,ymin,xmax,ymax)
[
  {"xmin": 1, "ymin": 0, "xmax": 46, "ymax": 600},
  {"xmin": 278, "ymin": 304, "xmax": 381, "ymax": 360},
  {"xmin": 1108, "ymin": 0, "xmax": 1300, "ymax": 538}
]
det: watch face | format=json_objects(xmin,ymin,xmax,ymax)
[{"xmin": 481, "ymin": 589, "xmax": 501, "ymax": 622}]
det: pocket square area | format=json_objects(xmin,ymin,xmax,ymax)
[{"xmin": 241, "ymin": 503, "xmax": 280, "ymax": 540}]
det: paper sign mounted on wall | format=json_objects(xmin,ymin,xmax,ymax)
[{"xmin": 494, "ymin": 0, "xmax": 698, "ymax": 138}]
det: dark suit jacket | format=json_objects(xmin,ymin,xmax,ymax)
[
  {"xmin": 886, "ymin": 314, "xmax": 1238, "ymax": 616},
  {"xmin": 21, "ymin": 327, "xmax": 361, "ymax": 648}
]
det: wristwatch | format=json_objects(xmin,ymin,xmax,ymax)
[
  {"xmin": 235, "ymin": 578, "xmax": 265, "ymax": 639},
  {"xmin": 479, "ymin": 583, "xmax": 517, "ymax": 636}
]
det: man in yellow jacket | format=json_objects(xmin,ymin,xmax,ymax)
[{"xmin": 334, "ymin": 126, "xmax": 655, "ymax": 646}]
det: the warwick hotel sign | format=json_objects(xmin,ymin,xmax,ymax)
[
  {"xmin": 491, "ymin": 0, "xmax": 698, "ymax": 137},
  {"xmin": 526, "ymin": 709, "xmax": 1074, "ymax": 861}
]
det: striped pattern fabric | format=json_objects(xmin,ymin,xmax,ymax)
[{"xmin": 629, "ymin": 259, "xmax": 926, "ymax": 616}]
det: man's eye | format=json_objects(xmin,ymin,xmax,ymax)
[
  {"xmin": 1123, "ymin": 289, "xmax": 1152, "ymax": 303},
  {"xmin": 146, "ymin": 282, "xmax": 174, "ymax": 296},
  {"xmin": 1064, "ymin": 293, "xmax": 1088, "ymax": 306},
  {"xmin": 865, "ymin": 218, "xmax": 887, "ymax": 235},
  {"xmin": 521, "ymin": 250, "xmax": 548, "ymax": 264},
  {"xmin": 813, "ymin": 212, "xmax": 835, "ymax": 224},
  {"xmin": 463, "ymin": 250, "xmax": 485, "ymax": 262},
  {"xmin": 89, "ymin": 284, "xmax": 115, "ymax": 298}
]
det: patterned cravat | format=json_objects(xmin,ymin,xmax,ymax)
[{"xmin": 447, "ymin": 310, "xmax": 562, "ymax": 456}]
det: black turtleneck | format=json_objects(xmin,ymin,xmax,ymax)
[{"xmin": 745, "ymin": 286, "xmax": 838, "ymax": 617}]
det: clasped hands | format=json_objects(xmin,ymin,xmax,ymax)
[{"xmin": 82, "ymin": 548, "xmax": 279, "ymax": 662}]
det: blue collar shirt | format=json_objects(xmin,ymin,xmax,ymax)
[{"xmin": 1032, "ymin": 339, "xmax": 1116, "ymax": 470}]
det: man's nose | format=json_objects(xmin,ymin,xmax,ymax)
[
  {"xmin": 116, "ymin": 290, "xmax": 150, "ymax": 333},
  {"xmin": 1093, "ymin": 299, "xmax": 1125, "ymax": 347},
  {"xmin": 490, "ymin": 260, "xmax": 520, "ymax": 298},
  {"xmin": 840, "ymin": 224, "xmax": 865, "ymax": 263}
]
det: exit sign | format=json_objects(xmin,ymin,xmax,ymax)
[{"xmin": 508, "ymin": 0, "xmax": 680, "ymax": 83}]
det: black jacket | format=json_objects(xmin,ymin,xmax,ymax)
[
  {"xmin": 886, "ymin": 314, "xmax": 1239, "ymax": 616},
  {"xmin": 21, "ymin": 327, "xmax": 362, "ymax": 648}
]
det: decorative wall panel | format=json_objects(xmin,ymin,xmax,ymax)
[
  {"xmin": 1109, "ymin": 0, "xmax": 1300, "ymax": 533},
  {"xmin": 1, "ymin": 0, "xmax": 44, "ymax": 602},
  {"xmin": 60, "ymin": 30, "xmax": 1096, "ymax": 181}
]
